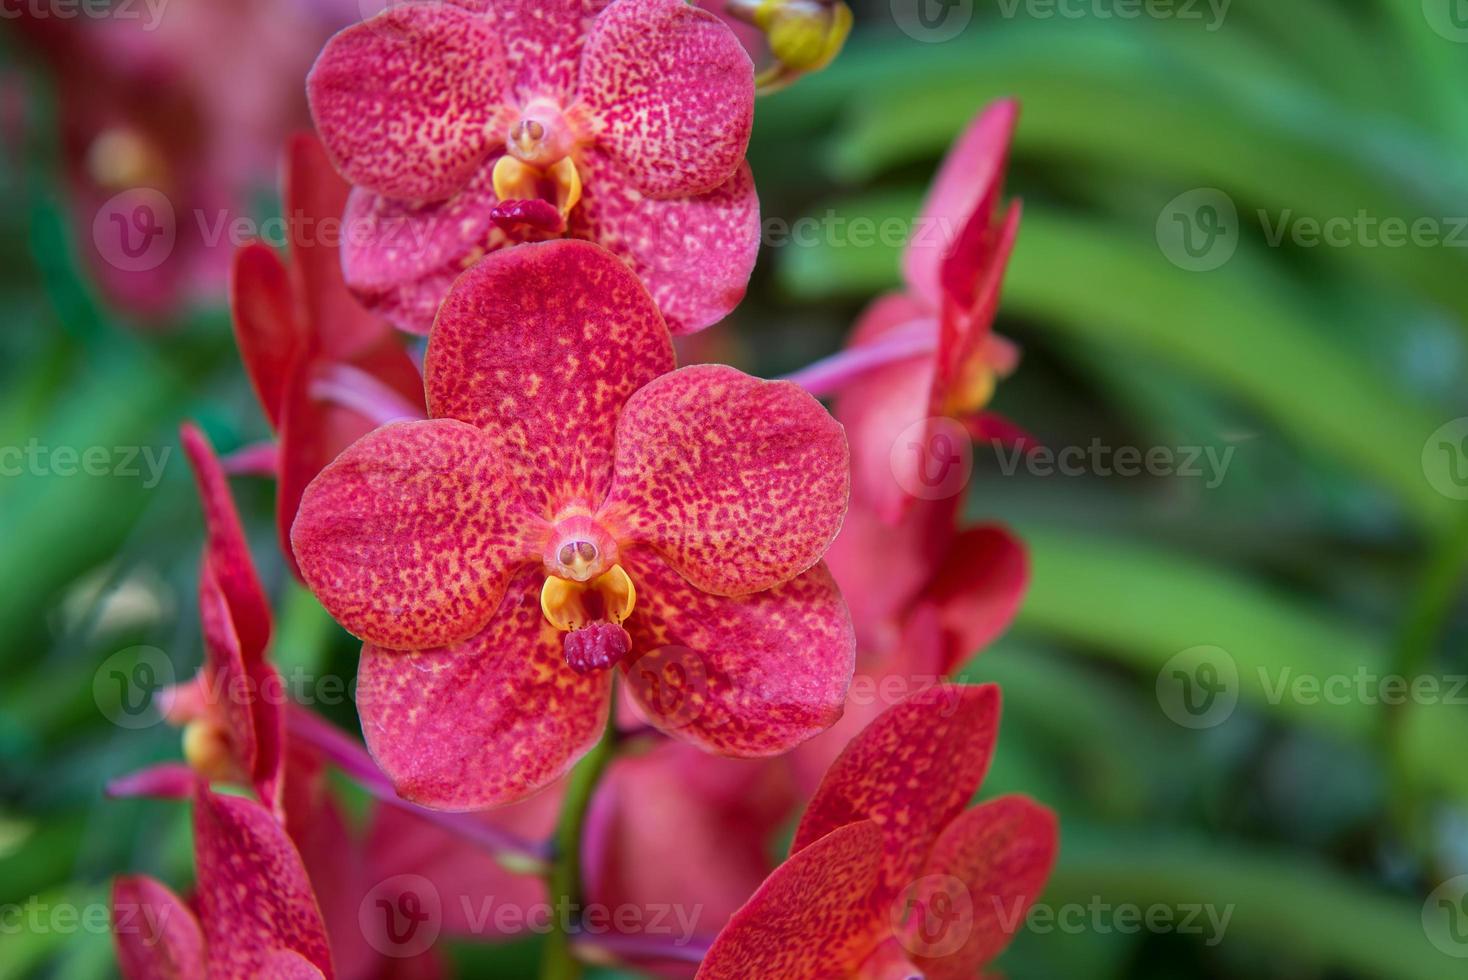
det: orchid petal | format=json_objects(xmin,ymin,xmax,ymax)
[
  {"xmin": 230, "ymin": 242, "xmax": 301, "ymax": 430},
  {"xmin": 585, "ymin": 743, "xmax": 794, "ymax": 939},
  {"xmin": 579, "ymin": 0, "xmax": 753, "ymax": 197},
  {"xmin": 284, "ymin": 132, "xmax": 400, "ymax": 363},
  {"xmin": 620, "ymin": 550, "xmax": 853, "ymax": 757},
  {"xmin": 694, "ymin": 821, "xmax": 884, "ymax": 980},
  {"xmin": 308, "ymin": 4, "xmax": 510, "ymax": 202},
  {"xmin": 485, "ymin": 0, "xmax": 608, "ymax": 103},
  {"xmin": 910, "ymin": 796, "xmax": 1058, "ymax": 980},
  {"xmin": 112, "ymin": 876, "xmax": 204, "ymax": 980},
  {"xmin": 291, "ymin": 418, "xmax": 541, "ymax": 650},
  {"xmin": 340, "ymin": 171, "xmax": 506, "ymax": 336},
  {"xmin": 425, "ymin": 239, "xmax": 675, "ymax": 509},
  {"xmin": 193, "ymin": 788, "xmax": 335, "ymax": 978},
  {"xmin": 181, "ymin": 424, "xmax": 272, "ymax": 662},
  {"xmin": 924, "ymin": 524, "xmax": 1028, "ymax": 674},
  {"xmin": 792, "ymin": 685, "xmax": 1000, "ymax": 906},
  {"xmin": 105, "ymin": 763, "xmax": 198, "ymax": 802},
  {"xmin": 604, "ymin": 364, "xmax": 848, "ymax": 597},
  {"xmin": 833, "ymin": 296, "xmax": 942, "ymax": 524},
  {"xmin": 357, "ymin": 569, "xmax": 612, "ymax": 810},
  {"xmin": 571, "ymin": 150, "xmax": 758, "ymax": 335},
  {"xmin": 904, "ymin": 100, "xmax": 1017, "ymax": 311}
]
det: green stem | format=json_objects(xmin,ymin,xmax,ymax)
[{"xmin": 540, "ymin": 708, "xmax": 620, "ymax": 980}]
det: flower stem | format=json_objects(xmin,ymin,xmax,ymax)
[
  {"xmin": 778, "ymin": 319, "xmax": 937, "ymax": 397},
  {"xmin": 540, "ymin": 709, "xmax": 620, "ymax": 980},
  {"xmin": 286, "ymin": 705, "xmax": 550, "ymax": 864}
]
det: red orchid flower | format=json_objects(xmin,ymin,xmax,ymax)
[
  {"xmin": 113, "ymin": 785, "xmax": 335, "ymax": 979},
  {"xmin": 291, "ymin": 239, "xmax": 854, "ymax": 809},
  {"xmin": 697, "ymin": 685, "xmax": 1058, "ymax": 979},
  {"xmin": 230, "ymin": 133, "xmax": 425, "ymax": 578},
  {"xmin": 109, "ymin": 425, "xmax": 286, "ymax": 813},
  {"xmin": 838, "ymin": 100, "xmax": 1028, "ymax": 523},
  {"xmin": 307, "ymin": 0, "xmax": 759, "ymax": 336}
]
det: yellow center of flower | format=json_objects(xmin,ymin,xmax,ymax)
[
  {"xmin": 539, "ymin": 563, "xmax": 637, "ymax": 632},
  {"xmin": 494, "ymin": 99, "xmax": 583, "ymax": 219},
  {"xmin": 181, "ymin": 717, "xmax": 237, "ymax": 782}
]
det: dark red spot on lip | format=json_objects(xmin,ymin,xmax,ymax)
[
  {"xmin": 564, "ymin": 620, "xmax": 631, "ymax": 675},
  {"xmin": 490, "ymin": 198, "xmax": 565, "ymax": 235}
]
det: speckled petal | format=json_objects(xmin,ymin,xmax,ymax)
[
  {"xmin": 308, "ymin": 4, "xmax": 510, "ymax": 202},
  {"xmin": 603, "ymin": 364, "xmax": 848, "ymax": 597},
  {"xmin": 484, "ymin": 0, "xmax": 609, "ymax": 104},
  {"xmin": 181, "ymin": 424, "xmax": 273, "ymax": 663},
  {"xmin": 904, "ymin": 100, "xmax": 1017, "ymax": 311},
  {"xmin": 274, "ymin": 341, "xmax": 424, "ymax": 581},
  {"xmin": 923, "ymin": 524, "xmax": 1028, "ymax": 674},
  {"xmin": 833, "ymin": 295, "xmax": 941, "ymax": 524},
  {"xmin": 291, "ymin": 418, "xmax": 542, "ymax": 650},
  {"xmin": 571, "ymin": 150, "xmax": 758, "ymax": 335},
  {"xmin": 694, "ymin": 820, "xmax": 884, "ymax": 980},
  {"xmin": 112, "ymin": 876, "xmax": 204, "ymax": 980},
  {"xmin": 260, "ymin": 950, "xmax": 329, "ymax": 980},
  {"xmin": 230, "ymin": 242, "xmax": 302, "ymax": 430},
  {"xmin": 579, "ymin": 0, "xmax": 753, "ymax": 197},
  {"xmin": 910, "ymin": 796, "xmax": 1058, "ymax": 980},
  {"xmin": 193, "ymin": 788, "xmax": 335, "ymax": 979},
  {"xmin": 425, "ymin": 239, "xmax": 674, "ymax": 512},
  {"xmin": 357, "ymin": 568, "xmax": 613, "ymax": 810},
  {"xmin": 620, "ymin": 549, "xmax": 853, "ymax": 756},
  {"xmin": 792, "ymin": 685, "xmax": 1000, "ymax": 907},
  {"xmin": 341, "ymin": 167, "xmax": 506, "ymax": 336}
]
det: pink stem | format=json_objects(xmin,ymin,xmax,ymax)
[
  {"xmin": 779, "ymin": 320, "xmax": 938, "ymax": 397},
  {"xmin": 309, "ymin": 363, "xmax": 427, "ymax": 427},
  {"xmin": 574, "ymin": 932, "xmax": 714, "ymax": 964},
  {"xmin": 220, "ymin": 440, "xmax": 280, "ymax": 477},
  {"xmin": 287, "ymin": 705, "xmax": 551, "ymax": 863}
]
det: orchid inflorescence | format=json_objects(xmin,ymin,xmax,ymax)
[{"xmin": 106, "ymin": 2, "xmax": 1057, "ymax": 977}]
